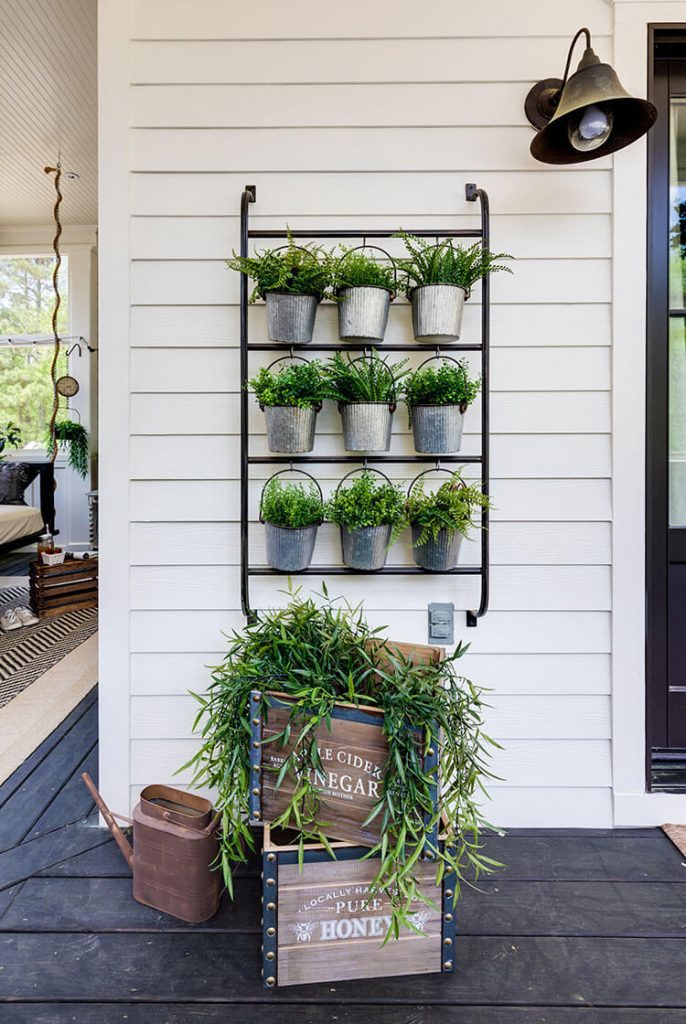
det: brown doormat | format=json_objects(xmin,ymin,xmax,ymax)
[{"xmin": 662, "ymin": 823, "xmax": 686, "ymax": 858}]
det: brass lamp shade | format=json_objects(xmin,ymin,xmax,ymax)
[{"xmin": 527, "ymin": 42, "xmax": 657, "ymax": 164}]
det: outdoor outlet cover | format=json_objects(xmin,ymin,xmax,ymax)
[{"xmin": 428, "ymin": 602, "xmax": 454, "ymax": 645}]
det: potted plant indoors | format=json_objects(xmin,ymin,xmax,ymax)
[
  {"xmin": 402, "ymin": 469, "xmax": 491, "ymax": 571},
  {"xmin": 50, "ymin": 420, "xmax": 89, "ymax": 478},
  {"xmin": 259, "ymin": 471, "xmax": 323, "ymax": 572},
  {"xmin": 396, "ymin": 232, "xmax": 512, "ymax": 344},
  {"xmin": 325, "ymin": 468, "xmax": 405, "ymax": 571},
  {"xmin": 323, "ymin": 351, "xmax": 407, "ymax": 452},
  {"xmin": 331, "ymin": 245, "xmax": 396, "ymax": 343},
  {"xmin": 248, "ymin": 358, "xmax": 325, "ymax": 454},
  {"xmin": 403, "ymin": 356, "xmax": 481, "ymax": 454},
  {"xmin": 227, "ymin": 236, "xmax": 330, "ymax": 344},
  {"xmin": 184, "ymin": 585, "xmax": 498, "ymax": 939},
  {"xmin": 0, "ymin": 421, "xmax": 22, "ymax": 458}
]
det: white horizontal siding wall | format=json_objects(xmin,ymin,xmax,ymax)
[{"xmin": 100, "ymin": 0, "xmax": 615, "ymax": 825}]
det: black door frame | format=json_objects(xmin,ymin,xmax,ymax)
[{"xmin": 646, "ymin": 27, "xmax": 686, "ymax": 789}]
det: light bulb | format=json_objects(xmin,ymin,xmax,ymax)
[{"xmin": 568, "ymin": 104, "xmax": 613, "ymax": 152}]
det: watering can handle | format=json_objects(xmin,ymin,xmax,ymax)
[{"xmin": 81, "ymin": 772, "xmax": 134, "ymax": 869}]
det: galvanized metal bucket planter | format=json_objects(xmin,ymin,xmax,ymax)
[
  {"xmin": 410, "ymin": 284, "xmax": 466, "ymax": 344},
  {"xmin": 338, "ymin": 286, "xmax": 392, "ymax": 342},
  {"xmin": 265, "ymin": 522, "xmax": 318, "ymax": 571},
  {"xmin": 339, "ymin": 401, "xmax": 395, "ymax": 451},
  {"xmin": 263, "ymin": 405, "xmax": 319, "ymax": 453},
  {"xmin": 335, "ymin": 245, "xmax": 396, "ymax": 342},
  {"xmin": 260, "ymin": 468, "xmax": 323, "ymax": 572},
  {"xmin": 340, "ymin": 523, "xmax": 392, "ymax": 570},
  {"xmin": 265, "ymin": 291, "xmax": 319, "ymax": 344},
  {"xmin": 410, "ymin": 404, "xmax": 465, "ymax": 454},
  {"xmin": 411, "ymin": 524, "xmax": 463, "ymax": 571}
]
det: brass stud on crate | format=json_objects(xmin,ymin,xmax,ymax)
[
  {"xmin": 445, "ymin": 889, "xmax": 454, "ymax": 899},
  {"xmin": 266, "ymin": 951, "xmax": 275, "ymax": 961},
  {"xmin": 444, "ymin": 937, "xmax": 453, "ymax": 946},
  {"xmin": 252, "ymin": 788, "xmax": 260, "ymax": 796},
  {"xmin": 426, "ymin": 747, "xmax": 435, "ymax": 757},
  {"xmin": 254, "ymin": 810, "xmax": 261, "ymax": 819},
  {"xmin": 252, "ymin": 741, "xmax": 260, "ymax": 749},
  {"xmin": 267, "ymin": 927, "xmax": 276, "ymax": 937},
  {"xmin": 443, "ymin": 961, "xmax": 453, "ymax": 971},
  {"xmin": 444, "ymin": 913, "xmax": 453, "ymax": 922},
  {"xmin": 266, "ymin": 977, "xmax": 276, "ymax": 987},
  {"xmin": 267, "ymin": 852, "xmax": 276, "ymax": 862},
  {"xmin": 266, "ymin": 902, "xmax": 276, "ymax": 911},
  {"xmin": 266, "ymin": 878, "xmax": 275, "ymax": 886},
  {"xmin": 252, "ymin": 717, "xmax": 260, "ymax": 726},
  {"xmin": 253, "ymin": 764, "xmax": 260, "ymax": 773},
  {"xmin": 252, "ymin": 693, "xmax": 260, "ymax": 702}
]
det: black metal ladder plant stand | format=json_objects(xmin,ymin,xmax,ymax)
[{"xmin": 239, "ymin": 182, "xmax": 491, "ymax": 627}]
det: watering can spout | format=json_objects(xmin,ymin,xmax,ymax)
[{"xmin": 81, "ymin": 772, "xmax": 134, "ymax": 869}]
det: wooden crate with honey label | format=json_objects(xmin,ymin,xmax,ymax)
[
  {"xmin": 29, "ymin": 557, "xmax": 98, "ymax": 618},
  {"xmin": 261, "ymin": 824, "xmax": 456, "ymax": 988}
]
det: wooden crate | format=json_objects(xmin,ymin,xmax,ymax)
[
  {"xmin": 249, "ymin": 640, "xmax": 443, "ymax": 848},
  {"xmin": 261, "ymin": 824, "xmax": 456, "ymax": 988},
  {"xmin": 29, "ymin": 557, "xmax": 98, "ymax": 618},
  {"xmin": 250, "ymin": 690, "xmax": 439, "ymax": 848}
]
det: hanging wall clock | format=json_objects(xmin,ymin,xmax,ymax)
[{"xmin": 56, "ymin": 374, "xmax": 80, "ymax": 398}]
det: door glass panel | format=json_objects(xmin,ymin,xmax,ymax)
[{"xmin": 669, "ymin": 99, "xmax": 686, "ymax": 524}]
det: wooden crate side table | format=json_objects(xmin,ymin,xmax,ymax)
[{"xmin": 29, "ymin": 557, "xmax": 99, "ymax": 618}]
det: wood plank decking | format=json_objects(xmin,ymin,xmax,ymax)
[{"xmin": 1, "ymin": 689, "xmax": 686, "ymax": 1021}]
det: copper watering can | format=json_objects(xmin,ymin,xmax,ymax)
[{"xmin": 82, "ymin": 772, "xmax": 222, "ymax": 923}]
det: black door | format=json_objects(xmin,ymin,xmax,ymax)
[{"xmin": 648, "ymin": 39, "xmax": 686, "ymax": 787}]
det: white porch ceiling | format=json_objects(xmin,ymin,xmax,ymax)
[{"xmin": 0, "ymin": 0, "xmax": 97, "ymax": 227}]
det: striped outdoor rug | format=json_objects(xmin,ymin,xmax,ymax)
[{"xmin": 0, "ymin": 586, "xmax": 98, "ymax": 709}]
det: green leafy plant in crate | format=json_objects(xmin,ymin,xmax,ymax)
[{"xmin": 183, "ymin": 584, "xmax": 500, "ymax": 939}]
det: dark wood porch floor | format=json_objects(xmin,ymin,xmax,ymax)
[{"xmin": 1, "ymin": 689, "xmax": 686, "ymax": 1022}]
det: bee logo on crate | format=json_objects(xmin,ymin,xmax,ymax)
[{"xmin": 288, "ymin": 921, "xmax": 316, "ymax": 943}]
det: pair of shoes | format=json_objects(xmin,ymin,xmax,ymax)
[{"xmin": 0, "ymin": 606, "xmax": 39, "ymax": 632}]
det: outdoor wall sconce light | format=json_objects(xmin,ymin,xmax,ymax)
[{"xmin": 525, "ymin": 27, "xmax": 657, "ymax": 164}]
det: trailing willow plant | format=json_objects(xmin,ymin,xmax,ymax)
[
  {"xmin": 403, "ymin": 359, "xmax": 481, "ymax": 413},
  {"xmin": 248, "ymin": 361, "xmax": 325, "ymax": 409},
  {"xmin": 226, "ymin": 234, "xmax": 330, "ymax": 303},
  {"xmin": 48, "ymin": 420, "xmax": 89, "ymax": 478},
  {"xmin": 325, "ymin": 470, "xmax": 405, "ymax": 530},
  {"xmin": 323, "ymin": 351, "xmax": 407, "ymax": 404},
  {"xmin": 183, "ymin": 585, "xmax": 499, "ymax": 937},
  {"xmin": 395, "ymin": 232, "xmax": 512, "ymax": 297},
  {"xmin": 330, "ymin": 246, "xmax": 396, "ymax": 294},
  {"xmin": 260, "ymin": 478, "xmax": 323, "ymax": 529},
  {"xmin": 401, "ymin": 470, "xmax": 491, "ymax": 545}
]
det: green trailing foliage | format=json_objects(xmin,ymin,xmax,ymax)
[
  {"xmin": 401, "ymin": 470, "xmax": 491, "ymax": 546},
  {"xmin": 403, "ymin": 359, "xmax": 481, "ymax": 410},
  {"xmin": 323, "ymin": 351, "xmax": 408, "ymax": 404},
  {"xmin": 248, "ymin": 361, "xmax": 325, "ymax": 410},
  {"xmin": 0, "ymin": 420, "xmax": 22, "ymax": 458},
  {"xmin": 325, "ymin": 470, "xmax": 405, "ymax": 530},
  {"xmin": 183, "ymin": 585, "xmax": 500, "ymax": 937},
  {"xmin": 260, "ymin": 477, "xmax": 323, "ymax": 529},
  {"xmin": 226, "ymin": 234, "xmax": 330, "ymax": 303},
  {"xmin": 330, "ymin": 246, "xmax": 396, "ymax": 294},
  {"xmin": 394, "ymin": 232, "xmax": 513, "ymax": 297},
  {"xmin": 48, "ymin": 420, "xmax": 89, "ymax": 478}
]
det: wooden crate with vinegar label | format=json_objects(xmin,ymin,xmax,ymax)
[{"xmin": 249, "ymin": 641, "xmax": 444, "ymax": 848}]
